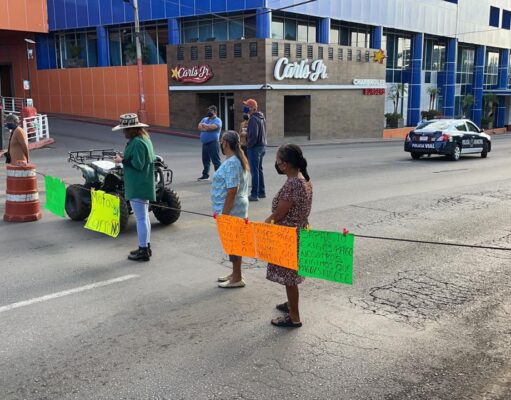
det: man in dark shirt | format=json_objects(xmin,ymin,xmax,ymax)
[{"xmin": 243, "ymin": 99, "xmax": 267, "ymax": 201}]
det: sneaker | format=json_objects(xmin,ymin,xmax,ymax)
[
  {"xmin": 197, "ymin": 176, "xmax": 210, "ymax": 182},
  {"xmin": 258, "ymin": 194, "xmax": 266, "ymax": 199},
  {"xmin": 248, "ymin": 196, "xmax": 259, "ymax": 202},
  {"xmin": 218, "ymin": 279, "xmax": 246, "ymax": 288},
  {"xmin": 130, "ymin": 243, "xmax": 152, "ymax": 257},
  {"xmin": 128, "ymin": 247, "xmax": 150, "ymax": 262}
]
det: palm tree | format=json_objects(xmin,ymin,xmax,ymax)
[
  {"xmin": 387, "ymin": 83, "xmax": 408, "ymax": 115},
  {"xmin": 461, "ymin": 94, "xmax": 474, "ymax": 117},
  {"xmin": 427, "ymin": 87, "xmax": 439, "ymax": 110}
]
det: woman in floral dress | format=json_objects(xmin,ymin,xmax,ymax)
[{"xmin": 265, "ymin": 144, "xmax": 312, "ymax": 328}]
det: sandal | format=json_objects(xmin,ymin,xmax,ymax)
[
  {"xmin": 271, "ymin": 315, "xmax": 302, "ymax": 328},
  {"xmin": 276, "ymin": 302, "xmax": 289, "ymax": 313}
]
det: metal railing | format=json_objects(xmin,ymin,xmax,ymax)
[
  {"xmin": 22, "ymin": 114, "xmax": 50, "ymax": 143},
  {"xmin": 1, "ymin": 97, "xmax": 28, "ymax": 115}
]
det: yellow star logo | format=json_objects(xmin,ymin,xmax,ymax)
[
  {"xmin": 171, "ymin": 66, "xmax": 180, "ymax": 80},
  {"xmin": 373, "ymin": 49, "xmax": 386, "ymax": 64}
]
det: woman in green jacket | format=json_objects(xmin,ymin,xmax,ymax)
[{"xmin": 113, "ymin": 114, "xmax": 156, "ymax": 262}]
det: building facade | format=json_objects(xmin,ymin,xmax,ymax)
[{"xmin": 2, "ymin": 0, "xmax": 511, "ymax": 136}]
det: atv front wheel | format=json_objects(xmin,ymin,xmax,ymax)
[
  {"xmin": 152, "ymin": 188, "xmax": 181, "ymax": 225},
  {"xmin": 118, "ymin": 196, "xmax": 130, "ymax": 232},
  {"xmin": 65, "ymin": 184, "xmax": 91, "ymax": 221}
]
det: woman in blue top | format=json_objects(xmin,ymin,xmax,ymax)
[{"xmin": 211, "ymin": 131, "xmax": 250, "ymax": 288}]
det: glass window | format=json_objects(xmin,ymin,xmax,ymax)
[
  {"xmin": 109, "ymin": 29, "xmax": 122, "ymax": 66},
  {"xmin": 297, "ymin": 23, "xmax": 308, "ymax": 42},
  {"xmin": 229, "ymin": 20, "xmax": 243, "ymax": 40},
  {"xmin": 308, "ymin": 25, "xmax": 316, "ymax": 43},
  {"xmin": 183, "ymin": 21, "xmax": 198, "ymax": 43},
  {"xmin": 214, "ymin": 21, "xmax": 228, "ymax": 41},
  {"xmin": 199, "ymin": 21, "xmax": 213, "ymax": 41},
  {"xmin": 244, "ymin": 16, "xmax": 256, "ymax": 39},
  {"xmin": 485, "ymin": 50, "xmax": 499, "ymax": 87},
  {"xmin": 455, "ymin": 123, "xmax": 467, "ymax": 131},
  {"xmin": 467, "ymin": 122, "xmax": 480, "ymax": 132},
  {"xmin": 330, "ymin": 28, "xmax": 339, "ymax": 44},
  {"xmin": 285, "ymin": 20, "xmax": 297, "ymax": 41},
  {"xmin": 272, "ymin": 19, "xmax": 284, "ymax": 39}
]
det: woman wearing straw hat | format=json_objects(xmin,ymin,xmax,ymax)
[
  {"xmin": 4, "ymin": 114, "xmax": 29, "ymax": 164},
  {"xmin": 211, "ymin": 131, "xmax": 250, "ymax": 288},
  {"xmin": 113, "ymin": 114, "xmax": 156, "ymax": 262}
]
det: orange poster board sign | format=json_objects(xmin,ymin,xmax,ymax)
[
  {"xmin": 252, "ymin": 222, "xmax": 298, "ymax": 271},
  {"xmin": 215, "ymin": 215, "xmax": 256, "ymax": 258}
]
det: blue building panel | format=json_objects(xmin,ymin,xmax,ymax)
[
  {"xmin": 64, "ymin": 0, "xmax": 78, "ymax": 29},
  {"xmin": 165, "ymin": 1, "xmax": 180, "ymax": 18},
  {"xmin": 112, "ymin": 1, "xmax": 126, "ymax": 24},
  {"xmin": 99, "ymin": 0, "xmax": 114, "ymax": 26},
  {"xmin": 138, "ymin": 0, "xmax": 153, "ymax": 21},
  {"xmin": 87, "ymin": 0, "xmax": 101, "ymax": 26},
  {"xmin": 76, "ymin": 0, "xmax": 90, "ymax": 27},
  {"xmin": 151, "ymin": 0, "xmax": 165, "ymax": 20}
]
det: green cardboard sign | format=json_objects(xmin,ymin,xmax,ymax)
[
  {"xmin": 298, "ymin": 229, "xmax": 354, "ymax": 285},
  {"xmin": 44, "ymin": 175, "xmax": 66, "ymax": 218}
]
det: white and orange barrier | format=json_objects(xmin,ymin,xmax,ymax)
[{"xmin": 4, "ymin": 163, "xmax": 42, "ymax": 222}]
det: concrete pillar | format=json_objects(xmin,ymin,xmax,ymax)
[
  {"xmin": 97, "ymin": 26, "xmax": 109, "ymax": 67},
  {"xmin": 256, "ymin": 8, "xmax": 271, "ymax": 39},
  {"xmin": 472, "ymin": 46, "xmax": 486, "ymax": 126},
  {"xmin": 407, "ymin": 33, "xmax": 423, "ymax": 126},
  {"xmin": 370, "ymin": 26, "xmax": 383, "ymax": 49},
  {"xmin": 168, "ymin": 18, "xmax": 180, "ymax": 45},
  {"xmin": 442, "ymin": 38, "xmax": 457, "ymax": 118},
  {"xmin": 318, "ymin": 18, "xmax": 330, "ymax": 44}
]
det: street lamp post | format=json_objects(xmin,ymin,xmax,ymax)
[
  {"xmin": 24, "ymin": 38, "xmax": 36, "ymax": 100},
  {"xmin": 123, "ymin": 0, "xmax": 147, "ymax": 123}
]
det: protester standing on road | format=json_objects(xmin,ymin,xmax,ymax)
[
  {"xmin": 243, "ymin": 99, "xmax": 267, "ymax": 201},
  {"xmin": 197, "ymin": 105, "xmax": 222, "ymax": 182},
  {"xmin": 4, "ymin": 114, "xmax": 29, "ymax": 164},
  {"xmin": 265, "ymin": 144, "xmax": 312, "ymax": 328},
  {"xmin": 239, "ymin": 113, "xmax": 249, "ymax": 157},
  {"xmin": 113, "ymin": 114, "xmax": 156, "ymax": 262},
  {"xmin": 211, "ymin": 131, "xmax": 250, "ymax": 288}
]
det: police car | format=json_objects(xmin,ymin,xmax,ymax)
[{"xmin": 404, "ymin": 119, "xmax": 491, "ymax": 161}]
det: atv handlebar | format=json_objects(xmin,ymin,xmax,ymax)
[{"xmin": 68, "ymin": 149, "xmax": 118, "ymax": 164}]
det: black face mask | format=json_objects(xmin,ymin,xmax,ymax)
[
  {"xmin": 6, "ymin": 123, "xmax": 17, "ymax": 130},
  {"xmin": 275, "ymin": 161, "xmax": 285, "ymax": 175}
]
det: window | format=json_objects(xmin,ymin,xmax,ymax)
[
  {"xmin": 272, "ymin": 42, "xmax": 279, "ymax": 57},
  {"xmin": 181, "ymin": 14, "xmax": 255, "ymax": 43},
  {"xmin": 467, "ymin": 122, "xmax": 480, "ymax": 132},
  {"xmin": 219, "ymin": 44, "xmax": 227, "ymax": 58},
  {"xmin": 234, "ymin": 43, "xmax": 242, "ymax": 57},
  {"xmin": 489, "ymin": 6, "xmax": 500, "ymax": 28},
  {"xmin": 284, "ymin": 43, "xmax": 291, "ymax": 57},
  {"xmin": 271, "ymin": 19, "xmax": 284, "ymax": 39},
  {"xmin": 423, "ymin": 38, "xmax": 446, "ymax": 71},
  {"xmin": 484, "ymin": 50, "xmax": 499, "ymax": 87},
  {"xmin": 382, "ymin": 31, "xmax": 411, "ymax": 83},
  {"xmin": 177, "ymin": 47, "xmax": 184, "ymax": 61},
  {"xmin": 307, "ymin": 45, "xmax": 313, "ymax": 59},
  {"xmin": 502, "ymin": 10, "xmax": 511, "ymax": 30},
  {"xmin": 249, "ymin": 42, "xmax": 258, "ymax": 57},
  {"xmin": 108, "ymin": 22, "xmax": 168, "ymax": 66},
  {"xmin": 55, "ymin": 30, "xmax": 98, "ymax": 68},
  {"xmin": 191, "ymin": 46, "xmax": 198, "ymax": 60},
  {"xmin": 328, "ymin": 47, "xmax": 333, "ymax": 60},
  {"xmin": 456, "ymin": 47, "xmax": 474, "ymax": 84},
  {"xmin": 296, "ymin": 44, "xmax": 302, "ymax": 58},
  {"xmin": 330, "ymin": 22, "xmax": 371, "ymax": 48},
  {"xmin": 272, "ymin": 15, "xmax": 317, "ymax": 43},
  {"xmin": 205, "ymin": 45, "xmax": 212, "ymax": 59},
  {"xmin": 455, "ymin": 123, "xmax": 467, "ymax": 131},
  {"xmin": 318, "ymin": 47, "xmax": 323, "ymax": 59}
]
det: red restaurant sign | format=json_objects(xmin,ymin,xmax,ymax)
[
  {"xmin": 363, "ymin": 88, "xmax": 385, "ymax": 95},
  {"xmin": 171, "ymin": 64, "xmax": 213, "ymax": 83}
]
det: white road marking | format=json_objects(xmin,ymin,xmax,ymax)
[{"xmin": 0, "ymin": 274, "xmax": 139, "ymax": 314}]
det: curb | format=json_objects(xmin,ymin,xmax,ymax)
[{"xmin": 29, "ymin": 138, "xmax": 55, "ymax": 150}]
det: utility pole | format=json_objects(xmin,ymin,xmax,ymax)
[
  {"xmin": 24, "ymin": 38, "xmax": 36, "ymax": 100},
  {"xmin": 124, "ymin": 0, "xmax": 147, "ymax": 122}
]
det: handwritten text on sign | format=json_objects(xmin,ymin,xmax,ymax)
[
  {"xmin": 44, "ymin": 175, "xmax": 66, "ymax": 218},
  {"xmin": 216, "ymin": 215, "xmax": 256, "ymax": 258},
  {"xmin": 84, "ymin": 190, "xmax": 121, "ymax": 238},
  {"xmin": 298, "ymin": 230, "xmax": 354, "ymax": 284},
  {"xmin": 252, "ymin": 222, "xmax": 298, "ymax": 271}
]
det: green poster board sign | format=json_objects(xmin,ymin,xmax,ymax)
[
  {"xmin": 44, "ymin": 175, "xmax": 66, "ymax": 218},
  {"xmin": 298, "ymin": 229, "xmax": 354, "ymax": 285}
]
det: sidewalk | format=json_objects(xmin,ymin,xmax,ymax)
[{"xmin": 47, "ymin": 113, "xmax": 405, "ymax": 147}]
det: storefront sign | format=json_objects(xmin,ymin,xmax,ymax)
[
  {"xmin": 363, "ymin": 88, "xmax": 385, "ymax": 95},
  {"xmin": 274, "ymin": 58, "xmax": 328, "ymax": 82},
  {"xmin": 373, "ymin": 49, "xmax": 386, "ymax": 64},
  {"xmin": 171, "ymin": 64, "xmax": 213, "ymax": 84},
  {"xmin": 353, "ymin": 79, "xmax": 386, "ymax": 87}
]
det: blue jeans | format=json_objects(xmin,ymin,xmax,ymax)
[
  {"xmin": 248, "ymin": 145, "xmax": 266, "ymax": 198},
  {"xmin": 201, "ymin": 140, "xmax": 221, "ymax": 178},
  {"xmin": 131, "ymin": 199, "xmax": 150, "ymax": 247}
]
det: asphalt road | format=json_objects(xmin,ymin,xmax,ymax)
[{"xmin": 1, "ymin": 118, "xmax": 510, "ymax": 400}]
